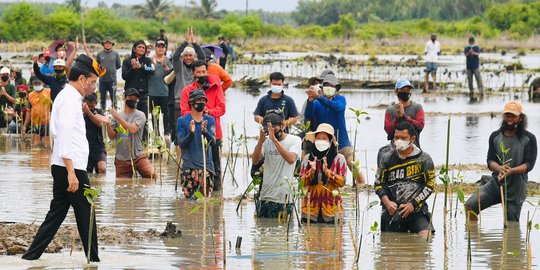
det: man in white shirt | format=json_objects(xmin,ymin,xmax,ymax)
[
  {"xmin": 252, "ymin": 110, "xmax": 301, "ymax": 218},
  {"xmin": 23, "ymin": 54, "xmax": 106, "ymax": 262},
  {"xmin": 424, "ymin": 33, "xmax": 440, "ymax": 93}
]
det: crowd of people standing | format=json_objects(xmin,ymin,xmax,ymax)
[{"xmin": 0, "ymin": 31, "xmax": 534, "ymax": 262}]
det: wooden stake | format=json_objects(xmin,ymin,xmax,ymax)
[
  {"xmin": 202, "ymin": 134, "xmax": 207, "ymax": 197},
  {"xmin": 223, "ymin": 218, "xmax": 226, "ymax": 267},
  {"xmin": 500, "ymin": 186, "xmax": 506, "ymax": 228}
]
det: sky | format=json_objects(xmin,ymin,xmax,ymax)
[{"xmin": 22, "ymin": 0, "xmax": 300, "ymax": 12}]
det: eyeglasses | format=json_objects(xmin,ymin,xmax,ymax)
[{"xmin": 84, "ymin": 76, "xmax": 97, "ymax": 88}]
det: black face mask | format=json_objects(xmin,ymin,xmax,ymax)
[
  {"xmin": 397, "ymin": 92, "xmax": 411, "ymax": 101},
  {"xmin": 193, "ymin": 102, "xmax": 205, "ymax": 112},
  {"xmin": 1, "ymin": 76, "xmax": 9, "ymax": 82},
  {"xmin": 45, "ymin": 56, "xmax": 51, "ymax": 62},
  {"xmin": 18, "ymin": 92, "xmax": 26, "ymax": 98},
  {"xmin": 125, "ymin": 100, "xmax": 138, "ymax": 109},
  {"xmin": 275, "ymin": 129, "xmax": 284, "ymax": 140},
  {"xmin": 501, "ymin": 122, "xmax": 518, "ymax": 131},
  {"xmin": 54, "ymin": 69, "xmax": 64, "ymax": 74},
  {"xmin": 196, "ymin": 76, "xmax": 208, "ymax": 85}
]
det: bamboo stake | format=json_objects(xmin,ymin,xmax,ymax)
[
  {"xmin": 500, "ymin": 186, "xmax": 506, "ymax": 227},
  {"xmin": 202, "ymin": 134, "xmax": 207, "ymax": 197},
  {"xmin": 223, "ymin": 218, "xmax": 226, "ymax": 267}
]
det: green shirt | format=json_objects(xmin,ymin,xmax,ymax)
[{"xmin": 0, "ymin": 84, "xmax": 16, "ymax": 108}]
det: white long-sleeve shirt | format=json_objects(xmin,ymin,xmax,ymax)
[
  {"xmin": 424, "ymin": 40, "xmax": 441, "ymax": 63},
  {"xmin": 50, "ymin": 83, "xmax": 89, "ymax": 171}
]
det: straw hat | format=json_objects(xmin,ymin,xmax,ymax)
[{"xmin": 305, "ymin": 123, "xmax": 338, "ymax": 146}]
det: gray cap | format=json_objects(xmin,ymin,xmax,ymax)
[{"xmin": 322, "ymin": 73, "xmax": 339, "ymax": 86}]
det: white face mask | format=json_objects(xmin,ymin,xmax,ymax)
[
  {"xmin": 34, "ymin": 85, "xmax": 44, "ymax": 92},
  {"xmin": 271, "ymin": 85, "xmax": 283, "ymax": 94},
  {"xmin": 314, "ymin": 140, "xmax": 331, "ymax": 152},
  {"xmin": 394, "ymin": 139, "xmax": 411, "ymax": 151},
  {"xmin": 322, "ymin": 86, "xmax": 336, "ymax": 97}
]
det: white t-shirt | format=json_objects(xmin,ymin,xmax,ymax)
[
  {"xmin": 424, "ymin": 40, "xmax": 441, "ymax": 63},
  {"xmin": 50, "ymin": 84, "xmax": 89, "ymax": 171},
  {"xmin": 260, "ymin": 134, "xmax": 302, "ymax": 204}
]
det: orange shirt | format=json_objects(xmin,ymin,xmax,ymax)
[
  {"xmin": 207, "ymin": 63, "xmax": 233, "ymax": 91},
  {"xmin": 28, "ymin": 88, "xmax": 52, "ymax": 125}
]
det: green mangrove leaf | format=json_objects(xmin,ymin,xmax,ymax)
[
  {"xmin": 188, "ymin": 205, "xmax": 202, "ymax": 215},
  {"xmin": 457, "ymin": 188, "xmax": 465, "ymax": 204},
  {"xmin": 194, "ymin": 191, "xmax": 204, "ymax": 200}
]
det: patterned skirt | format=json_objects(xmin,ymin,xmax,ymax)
[{"xmin": 181, "ymin": 168, "xmax": 214, "ymax": 199}]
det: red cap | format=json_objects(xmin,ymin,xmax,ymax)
[
  {"xmin": 43, "ymin": 50, "xmax": 51, "ymax": 57},
  {"xmin": 17, "ymin": 84, "xmax": 28, "ymax": 92}
]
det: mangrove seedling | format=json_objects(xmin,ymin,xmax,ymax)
[
  {"xmin": 115, "ymin": 125, "xmax": 136, "ymax": 177},
  {"xmin": 458, "ymin": 185, "xmax": 477, "ymax": 266},
  {"xmin": 496, "ymin": 141, "xmax": 511, "ymax": 228},
  {"xmin": 83, "ymin": 185, "xmax": 102, "ymax": 265},
  {"xmin": 189, "ymin": 191, "xmax": 221, "ymax": 265}
]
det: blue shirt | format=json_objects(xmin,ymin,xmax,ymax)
[
  {"xmin": 304, "ymin": 95, "xmax": 351, "ymax": 148},
  {"xmin": 464, "ymin": 45, "xmax": 480, "ymax": 70},
  {"xmin": 177, "ymin": 114, "xmax": 216, "ymax": 173},
  {"xmin": 40, "ymin": 61, "xmax": 55, "ymax": 75},
  {"xmin": 253, "ymin": 91, "xmax": 298, "ymax": 120}
]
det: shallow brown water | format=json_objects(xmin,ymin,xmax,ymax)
[{"xmin": 1, "ymin": 82, "xmax": 540, "ymax": 269}]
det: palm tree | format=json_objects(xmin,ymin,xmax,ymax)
[
  {"xmin": 133, "ymin": 0, "xmax": 172, "ymax": 21},
  {"xmin": 190, "ymin": 0, "xmax": 218, "ymax": 19}
]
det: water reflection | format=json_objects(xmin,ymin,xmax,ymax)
[{"xmin": 374, "ymin": 232, "xmax": 433, "ymax": 269}]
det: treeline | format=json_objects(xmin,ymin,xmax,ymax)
[
  {"xmin": 293, "ymin": 0, "xmax": 537, "ymax": 24},
  {"xmin": 0, "ymin": 1, "xmax": 538, "ymax": 43}
]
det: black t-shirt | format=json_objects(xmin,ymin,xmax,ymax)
[{"xmin": 84, "ymin": 108, "xmax": 105, "ymax": 151}]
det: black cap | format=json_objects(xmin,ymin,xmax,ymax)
[
  {"xmin": 189, "ymin": 89, "xmax": 207, "ymax": 103},
  {"xmin": 203, "ymin": 48, "xmax": 214, "ymax": 60},
  {"xmin": 263, "ymin": 110, "xmax": 284, "ymax": 125},
  {"xmin": 124, "ymin": 88, "xmax": 140, "ymax": 97}
]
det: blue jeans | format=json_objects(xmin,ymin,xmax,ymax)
[{"xmin": 99, "ymin": 81, "xmax": 116, "ymax": 109}]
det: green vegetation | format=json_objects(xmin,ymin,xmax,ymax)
[{"xmin": 0, "ymin": 1, "xmax": 538, "ymax": 47}]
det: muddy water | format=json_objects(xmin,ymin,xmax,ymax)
[{"xmin": 1, "ymin": 88, "xmax": 540, "ymax": 269}]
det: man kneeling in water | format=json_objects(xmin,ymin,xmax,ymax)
[{"xmin": 375, "ymin": 121, "xmax": 435, "ymax": 237}]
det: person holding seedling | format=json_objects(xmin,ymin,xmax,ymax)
[
  {"xmin": 384, "ymin": 79, "xmax": 425, "ymax": 147},
  {"xmin": 177, "ymin": 89, "xmax": 216, "ymax": 199},
  {"xmin": 465, "ymin": 101, "xmax": 537, "ymax": 222},
  {"xmin": 299, "ymin": 123, "xmax": 346, "ymax": 223},
  {"xmin": 252, "ymin": 110, "xmax": 301, "ymax": 218},
  {"xmin": 22, "ymin": 76, "xmax": 52, "ymax": 146},
  {"xmin": 180, "ymin": 60, "xmax": 225, "ymax": 191},
  {"xmin": 107, "ymin": 88, "xmax": 156, "ymax": 179},
  {"xmin": 22, "ymin": 54, "xmax": 105, "ymax": 262},
  {"xmin": 375, "ymin": 121, "xmax": 435, "ymax": 237}
]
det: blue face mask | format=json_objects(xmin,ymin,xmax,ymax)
[{"xmin": 271, "ymin": 85, "xmax": 283, "ymax": 94}]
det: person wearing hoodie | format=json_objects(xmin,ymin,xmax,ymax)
[
  {"xmin": 33, "ymin": 56, "xmax": 68, "ymax": 102},
  {"xmin": 374, "ymin": 121, "xmax": 435, "ymax": 237},
  {"xmin": 180, "ymin": 60, "xmax": 225, "ymax": 191},
  {"xmin": 169, "ymin": 28, "xmax": 205, "ymax": 149},
  {"xmin": 122, "ymin": 40, "xmax": 155, "ymax": 140}
]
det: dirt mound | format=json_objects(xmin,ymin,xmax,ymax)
[{"xmin": 0, "ymin": 223, "xmax": 162, "ymax": 255}]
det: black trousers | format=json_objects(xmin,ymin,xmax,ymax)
[
  {"xmin": 22, "ymin": 165, "xmax": 100, "ymax": 262},
  {"xmin": 149, "ymin": 96, "xmax": 170, "ymax": 136},
  {"xmin": 99, "ymin": 81, "xmax": 116, "ymax": 109}
]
